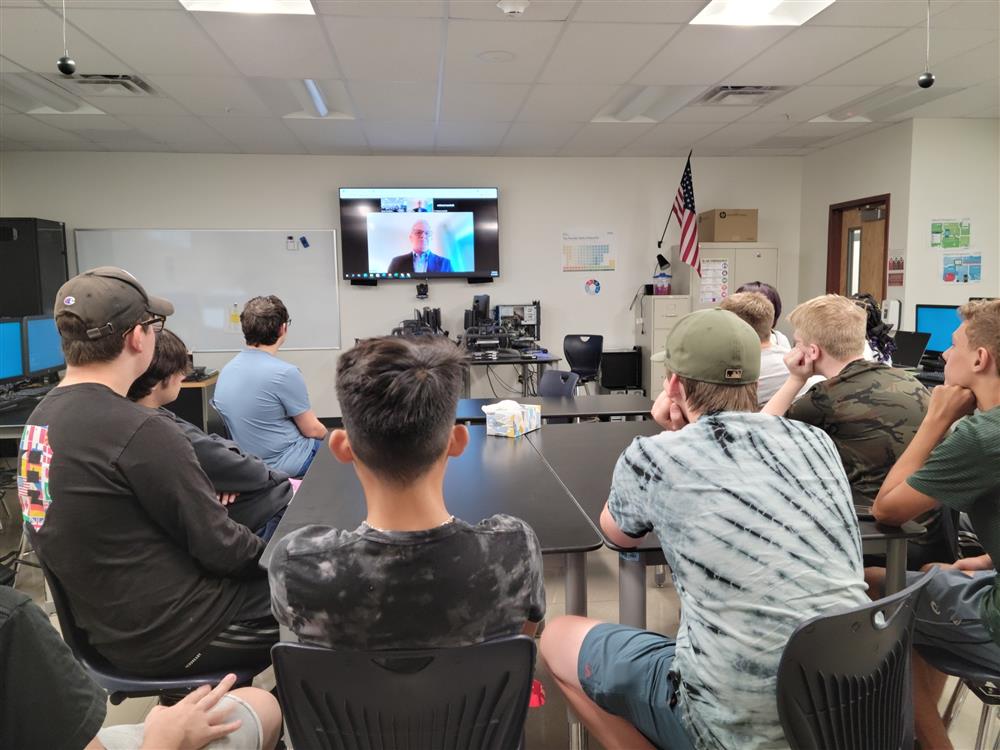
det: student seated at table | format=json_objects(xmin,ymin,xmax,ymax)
[
  {"xmin": 128, "ymin": 329, "xmax": 293, "ymax": 540},
  {"xmin": 719, "ymin": 291, "xmax": 820, "ymax": 406},
  {"xmin": 762, "ymin": 294, "xmax": 941, "ymax": 567},
  {"xmin": 0, "ymin": 586, "xmax": 282, "ymax": 750},
  {"xmin": 214, "ymin": 295, "xmax": 327, "ymax": 478},
  {"xmin": 736, "ymin": 280, "xmax": 789, "ymax": 348},
  {"xmin": 852, "ymin": 292, "xmax": 895, "ymax": 364},
  {"xmin": 18, "ymin": 267, "xmax": 277, "ymax": 678},
  {"xmin": 267, "ymin": 336, "xmax": 545, "ymax": 650},
  {"xmin": 540, "ymin": 308, "xmax": 868, "ymax": 750},
  {"xmin": 868, "ymin": 300, "xmax": 1000, "ymax": 750}
]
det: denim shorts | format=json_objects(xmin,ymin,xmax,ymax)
[
  {"xmin": 295, "ymin": 438, "xmax": 324, "ymax": 478},
  {"xmin": 577, "ymin": 623, "xmax": 694, "ymax": 750}
]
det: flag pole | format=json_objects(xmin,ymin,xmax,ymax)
[{"xmin": 656, "ymin": 150, "xmax": 693, "ymax": 249}]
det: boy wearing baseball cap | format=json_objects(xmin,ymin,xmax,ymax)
[
  {"xmin": 17, "ymin": 267, "xmax": 277, "ymax": 679},
  {"xmin": 540, "ymin": 309, "xmax": 868, "ymax": 750}
]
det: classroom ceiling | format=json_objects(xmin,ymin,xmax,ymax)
[{"xmin": 0, "ymin": 0, "xmax": 997, "ymax": 157}]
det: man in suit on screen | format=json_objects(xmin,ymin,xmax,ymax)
[{"xmin": 387, "ymin": 220, "xmax": 454, "ymax": 275}]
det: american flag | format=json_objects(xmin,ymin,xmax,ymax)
[{"xmin": 671, "ymin": 153, "xmax": 701, "ymax": 277}]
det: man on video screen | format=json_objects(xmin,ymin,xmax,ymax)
[{"xmin": 388, "ymin": 220, "xmax": 454, "ymax": 275}]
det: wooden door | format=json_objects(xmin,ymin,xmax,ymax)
[{"xmin": 827, "ymin": 196, "xmax": 889, "ymax": 300}]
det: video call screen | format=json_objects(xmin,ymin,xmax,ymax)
[{"xmin": 339, "ymin": 188, "xmax": 499, "ymax": 280}]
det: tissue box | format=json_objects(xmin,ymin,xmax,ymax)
[{"xmin": 483, "ymin": 401, "xmax": 542, "ymax": 438}]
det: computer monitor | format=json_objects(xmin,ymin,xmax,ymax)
[
  {"xmin": 23, "ymin": 315, "xmax": 65, "ymax": 377},
  {"xmin": 0, "ymin": 319, "xmax": 25, "ymax": 385},
  {"xmin": 914, "ymin": 304, "xmax": 960, "ymax": 357}
]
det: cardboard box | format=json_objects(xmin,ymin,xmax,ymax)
[{"xmin": 698, "ymin": 209, "xmax": 758, "ymax": 242}]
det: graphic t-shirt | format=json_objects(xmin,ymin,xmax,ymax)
[
  {"xmin": 608, "ymin": 412, "xmax": 868, "ymax": 750},
  {"xmin": 908, "ymin": 406, "xmax": 1000, "ymax": 641},
  {"xmin": 268, "ymin": 514, "xmax": 545, "ymax": 650},
  {"xmin": 214, "ymin": 349, "xmax": 316, "ymax": 475},
  {"xmin": 17, "ymin": 384, "xmax": 265, "ymax": 675}
]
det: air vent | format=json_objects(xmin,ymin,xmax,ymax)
[
  {"xmin": 61, "ymin": 74, "xmax": 157, "ymax": 97},
  {"xmin": 696, "ymin": 85, "xmax": 789, "ymax": 106}
]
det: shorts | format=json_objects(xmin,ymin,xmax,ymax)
[
  {"xmin": 96, "ymin": 694, "xmax": 263, "ymax": 750},
  {"xmin": 295, "ymin": 438, "xmax": 323, "ymax": 478},
  {"xmin": 908, "ymin": 568, "xmax": 1000, "ymax": 674},
  {"xmin": 577, "ymin": 623, "xmax": 694, "ymax": 750}
]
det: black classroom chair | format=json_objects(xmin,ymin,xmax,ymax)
[
  {"xmin": 563, "ymin": 335, "xmax": 603, "ymax": 393},
  {"xmin": 538, "ymin": 369, "xmax": 579, "ymax": 398},
  {"xmin": 776, "ymin": 568, "xmax": 936, "ymax": 750},
  {"xmin": 40, "ymin": 558, "xmax": 257, "ymax": 705},
  {"xmin": 272, "ymin": 635, "xmax": 536, "ymax": 750}
]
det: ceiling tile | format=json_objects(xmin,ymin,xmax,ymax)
[
  {"xmin": 517, "ymin": 83, "xmax": 619, "ymax": 121},
  {"xmin": 315, "ymin": 0, "xmax": 444, "ymax": 16},
  {"xmin": 65, "ymin": 8, "xmax": 238, "ymax": 77},
  {"xmin": 0, "ymin": 7, "xmax": 129, "ymax": 73},
  {"xmin": 31, "ymin": 113, "xmax": 131, "ymax": 130},
  {"xmin": 448, "ymin": 0, "xmax": 576, "ymax": 21},
  {"xmin": 618, "ymin": 121, "xmax": 723, "ymax": 156},
  {"xmin": 496, "ymin": 121, "xmax": 580, "ymax": 155},
  {"xmin": 363, "ymin": 120, "xmax": 436, "ymax": 152},
  {"xmin": 440, "ymin": 82, "xmax": 529, "ymax": 121},
  {"xmin": 635, "ymin": 26, "xmax": 792, "ymax": 85},
  {"xmin": 0, "ymin": 113, "xmax": 86, "ymax": 141},
  {"xmin": 79, "ymin": 95, "xmax": 190, "ymax": 116},
  {"xmin": 558, "ymin": 122, "xmax": 653, "ymax": 156},
  {"xmin": 540, "ymin": 23, "xmax": 680, "ymax": 84},
  {"xmin": 808, "ymin": 0, "xmax": 958, "ymax": 27},
  {"xmin": 42, "ymin": 0, "xmax": 183, "ymax": 8},
  {"xmin": 695, "ymin": 121, "xmax": 793, "ymax": 148},
  {"xmin": 667, "ymin": 105, "xmax": 758, "ymax": 123},
  {"xmin": 729, "ymin": 26, "xmax": 904, "ymax": 86},
  {"xmin": 149, "ymin": 76, "xmax": 271, "ymax": 116},
  {"xmin": 895, "ymin": 40, "xmax": 999, "ymax": 87},
  {"xmin": 572, "ymin": 1, "xmax": 706, "ymax": 24},
  {"xmin": 814, "ymin": 25, "xmax": 999, "ymax": 85},
  {"xmin": 777, "ymin": 122, "xmax": 873, "ymax": 138},
  {"xmin": 435, "ymin": 121, "xmax": 509, "ymax": 153},
  {"xmin": 745, "ymin": 85, "xmax": 880, "ymax": 122},
  {"xmin": 930, "ymin": 0, "xmax": 1000, "ymax": 29},
  {"xmin": 17, "ymin": 140, "xmax": 108, "ymax": 151},
  {"xmin": 0, "ymin": 140, "xmax": 32, "ymax": 151},
  {"xmin": 324, "ymin": 17, "xmax": 442, "ymax": 81},
  {"xmin": 444, "ymin": 20, "xmax": 563, "ymax": 83},
  {"xmin": 117, "ymin": 115, "xmax": 238, "ymax": 151},
  {"xmin": 894, "ymin": 78, "xmax": 1000, "ymax": 118},
  {"xmin": 282, "ymin": 118, "xmax": 369, "ymax": 153},
  {"xmin": 349, "ymin": 81, "xmax": 438, "ymax": 120},
  {"xmin": 202, "ymin": 116, "xmax": 307, "ymax": 154},
  {"xmin": 195, "ymin": 13, "xmax": 340, "ymax": 79}
]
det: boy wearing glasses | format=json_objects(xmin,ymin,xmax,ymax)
[
  {"xmin": 387, "ymin": 219, "xmax": 454, "ymax": 275},
  {"xmin": 17, "ymin": 267, "xmax": 277, "ymax": 678}
]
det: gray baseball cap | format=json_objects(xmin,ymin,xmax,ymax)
[
  {"xmin": 650, "ymin": 308, "xmax": 760, "ymax": 385},
  {"xmin": 55, "ymin": 267, "xmax": 174, "ymax": 341}
]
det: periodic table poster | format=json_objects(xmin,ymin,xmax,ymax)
[{"xmin": 561, "ymin": 229, "xmax": 616, "ymax": 272}]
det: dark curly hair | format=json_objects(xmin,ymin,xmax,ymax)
[{"xmin": 851, "ymin": 293, "xmax": 895, "ymax": 363}]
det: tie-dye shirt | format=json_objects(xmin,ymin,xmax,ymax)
[
  {"xmin": 608, "ymin": 412, "xmax": 868, "ymax": 750},
  {"xmin": 268, "ymin": 514, "xmax": 545, "ymax": 650}
]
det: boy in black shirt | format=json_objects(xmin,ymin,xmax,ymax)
[{"xmin": 17, "ymin": 267, "xmax": 277, "ymax": 676}]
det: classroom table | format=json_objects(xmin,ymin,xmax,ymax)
[
  {"xmin": 0, "ymin": 399, "xmax": 40, "ymax": 441},
  {"xmin": 463, "ymin": 351, "xmax": 562, "ymax": 397},
  {"xmin": 168, "ymin": 373, "xmax": 226, "ymax": 435},
  {"xmin": 526, "ymin": 420, "xmax": 926, "ymax": 629},
  {"xmin": 261, "ymin": 424, "xmax": 603, "ymax": 619},
  {"xmin": 455, "ymin": 394, "xmax": 652, "ymax": 423}
]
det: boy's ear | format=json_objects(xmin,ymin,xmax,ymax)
[
  {"xmin": 124, "ymin": 325, "xmax": 145, "ymax": 354},
  {"xmin": 973, "ymin": 346, "xmax": 992, "ymax": 374},
  {"xmin": 447, "ymin": 424, "xmax": 469, "ymax": 458},
  {"xmin": 802, "ymin": 342, "xmax": 821, "ymax": 362},
  {"xmin": 666, "ymin": 372, "xmax": 684, "ymax": 401},
  {"xmin": 329, "ymin": 429, "xmax": 354, "ymax": 464}
]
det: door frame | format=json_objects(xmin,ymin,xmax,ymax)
[{"xmin": 826, "ymin": 193, "xmax": 891, "ymax": 300}]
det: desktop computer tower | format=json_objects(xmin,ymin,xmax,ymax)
[{"xmin": 0, "ymin": 218, "xmax": 69, "ymax": 317}]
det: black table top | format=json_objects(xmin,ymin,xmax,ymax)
[
  {"xmin": 456, "ymin": 395, "xmax": 653, "ymax": 423},
  {"xmin": 0, "ymin": 399, "xmax": 41, "ymax": 432},
  {"xmin": 261, "ymin": 424, "xmax": 603, "ymax": 568},
  {"xmin": 465, "ymin": 352, "xmax": 561, "ymax": 366}
]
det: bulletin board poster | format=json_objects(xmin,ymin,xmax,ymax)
[
  {"xmin": 699, "ymin": 258, "xmax": 730, "ymax": 304},
  {"xmin": 931, "ymin": 219, "xmax": 971, "ymax": 249},
  {"xmin": 561, "ymin": 229, "xmax": 616, "ymax": 272},
  {"xmin": 941, "ymin": 253, "xmax": 982, "ymax": 284}
]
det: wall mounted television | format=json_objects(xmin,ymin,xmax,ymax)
[{"xmin": 339, "ymin": 188, "xmax": 499, "ymax": 280}]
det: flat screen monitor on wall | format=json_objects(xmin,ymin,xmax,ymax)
[
  {"xmin": 339, "ymin": 188, "xmax": 499, "ymax": 280},
  {"xmin": 915, "ymin": 304, "xmax": 960, "ymax": 357}
]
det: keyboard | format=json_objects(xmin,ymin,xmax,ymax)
[{"xmin": 918, "ymin": 369, "xmax": 945, "ymax": 384}]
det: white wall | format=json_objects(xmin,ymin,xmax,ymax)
[
  {"xmin": 799, "ymin": 121, "xmax": 914, "ymax": 309},
  {"xmin": 903, "ymin": 118, "xmax": 1000, "ymax": 325},
  {"xmin": 0, "ymin": 151, "xmax": 802, "ymax": 415}
]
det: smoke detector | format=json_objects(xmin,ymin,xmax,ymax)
[{"xmin": 497, "ymin": 0, "xmax": 530, "ymax": 16}]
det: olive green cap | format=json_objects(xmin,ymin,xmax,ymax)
[{"xmin": 650, "ymin": 308, "xmax": 760, "ymax": 385}]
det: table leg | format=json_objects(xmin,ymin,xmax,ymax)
[
  {"xmin": 618, "ymin": 552, "xmax": 646, "ymax": 629},
  {"xmin": 884, "ymin": 538, "xmax": 908, "ymax": 596},
  {"xmin": 565, "ymin": 552, "xmax": 587, "ymax": 617},
  {"xmin": 522, "ymin": 363, "xmax": 529, "ymax": 397}
]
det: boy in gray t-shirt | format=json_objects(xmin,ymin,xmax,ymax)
[
  {"xmin": 267, "ymin": 336, "xmax": 544, "ymax": 651},
  {"xmin": 540, "ymin": 309, "xmax": 867, "ymax": 750}
]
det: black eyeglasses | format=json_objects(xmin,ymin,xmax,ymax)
[{"xmin": 123, "ymin": 315, "xmax": 166, "ymax": 337}]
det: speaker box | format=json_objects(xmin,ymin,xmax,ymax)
[{"xmin": 0, "ymin": 218, "xmax": 68, "ymax": 317}]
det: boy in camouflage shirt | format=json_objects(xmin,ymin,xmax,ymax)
[{"xmin": 763, "ymin": 295, "xmax": 939, "ymax": 566}]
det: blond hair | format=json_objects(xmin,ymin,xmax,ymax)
[
  {"xmin": 679, "ymin": 376, "xmax": 758, "ymax": 415},
  {"xmin": 788, "ymin": 294, "xmax": 866, "ymax": 360},
  {"xmin": 720, "ymin": 293, "xmax": 775, "ymax": 343},
  {"xmin": 959, "ymin": 300, "xmax": 1000, "ymax": 376}
]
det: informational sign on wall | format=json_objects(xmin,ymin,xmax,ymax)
[
  {"xmin": 699, "ymin": 258, "xmax": 730, "ymax": 304},
  {"xmin": 561, "ymin": 229, "xmax": 616, "ymax": 272},
  {"xmin": 931, "ymin": 219, "xmax": 971, "ymax": 249},
  {"xmin": 942, "ymin": 253, "xmax": 982, "ymax": 284},
  {"xmin": 887, "ymin": 255, "xmax": 905, "ymax": 287}
]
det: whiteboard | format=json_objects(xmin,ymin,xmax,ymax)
[{"xmin": 74, "ymin": 229, "xmax": 340, "ymax": 351}]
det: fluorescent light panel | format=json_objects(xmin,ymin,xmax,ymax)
[
  {"xmin": 179, "ymin": 0, "xmax": 315, "ymax": 14},
  {"xmin": 303, "ymin": 79, "xmax": 328, "ymax": 118},
  {"xmin": 691, "ymin": 0, "xmax": 836, "ymax": 26}
]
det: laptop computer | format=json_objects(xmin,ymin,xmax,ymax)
[{"xmin": 892, "ymin": 330, "xmax": 932, "ymax": 369}]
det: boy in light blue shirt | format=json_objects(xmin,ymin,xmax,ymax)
[{"xmin": 214, "ymin": 295, "xmax": 327, "ymax": 477}]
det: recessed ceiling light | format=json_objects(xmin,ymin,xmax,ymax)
[
  {"xmin": 179, "ymin": 0, "xmax": 315, "ymax": 14},
  {"xmin": 477, "ymin": 50, "xmax": 516, "ymax": 63},
  {"xmin": 690, "ymin": 0, "xmax": 835, "ymax": 26}
]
